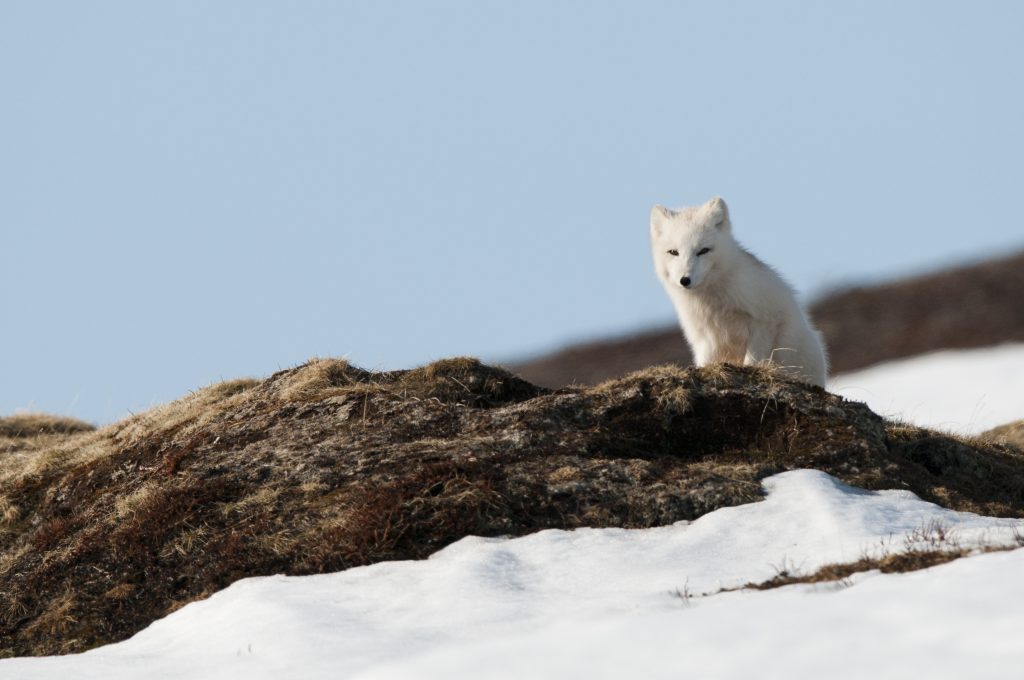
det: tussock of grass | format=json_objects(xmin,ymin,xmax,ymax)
[
  {"xmin": 0, "ymin": 414, "xmax": 97, "ymax": 484},
  {"xmin": 0, "ymin": 497, "xmax": 20, "ymax": 525},
  {"xmin": 112, "ymin": 482, "xmax": 161, "ymax": 520},
  {"xmin": 982, "ymin": 420, "xmax": 1024, "ymax": 449},
  {"xmin": 278, "ymin": 357, "xmax": 364, "ymax": 402},
  {"xmin": 0, "ymin": 414, "xmax": 95, "ymax": 438},
  {"xmin": 277, "ymin": 356, "xmax": 542, "ymax": 409}
]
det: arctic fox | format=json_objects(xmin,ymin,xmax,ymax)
[{"xmin": 650, "ymin": 197, "xmax": 828, "ymax": 387}]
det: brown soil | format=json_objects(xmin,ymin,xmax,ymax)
[
  {"xmin": 2, "ymin": 358, "xmax": 1023, "ymax": 657},
  {"xmin": 510, "ymin": 249, "xmax": 1024, "ymax": 387}
]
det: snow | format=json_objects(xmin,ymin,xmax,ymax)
[
  {"xmin": 829, "ymin": 342, "xmax": 1024, "ymax": 434},
  {"xmin": 364, "ymin": 549, "xmax": 1024, "ymax": 680},
  {"xmin": 3, "ymin": 470, "xmax": 1022, "ymax": 680},
  {"xmin": 4, "ymin": 343, "xmax": 1024, "ymax": 678}
]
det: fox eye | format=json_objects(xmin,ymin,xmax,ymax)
[
  {"xmin": 667, "ymin": 249, "xmax": 679, "ymax": 256},
  {"xmin": 696, "ymin": 247, "xmax": 711, "ymax": 256}
]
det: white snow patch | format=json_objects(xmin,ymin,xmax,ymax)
[
  {"xmin": 829, "ymin": 342, "xmax": 1024, "ymax": 434},
  {"xmin": 363, "ymin": 549, "xmax": 1024, "ymax": 680},
  {"xmin": 2, "ymin": 470, "xmax": 1021, "ymax": 680}
]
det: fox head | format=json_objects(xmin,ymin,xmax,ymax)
[{"xmin": 650, "ymin": 196, "xmax": 733, "ymax": 292}]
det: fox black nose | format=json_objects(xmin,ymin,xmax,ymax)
[{"xmin": 680, "ymin": 276, "xmax": 691, "ymax": 288}]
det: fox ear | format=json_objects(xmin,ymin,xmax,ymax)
[
  {"xmin": 705, "ymin": 197, "xmax": 730, "ymax": 230},
  {"xmin": 650, "ymin": 205, "xmax": 673, "ymax": 237}
]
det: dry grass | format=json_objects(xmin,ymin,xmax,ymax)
[
  {"xmin": 0, "ymin": 379, "xmax": 259, "ymax": 488},
  {"xmin": 739, "ymin": 549, "xmax": 972, "ymax": 591},
  {"xmin": 103, "ymin": 584, "xmax": 137, "ymax": 601},
  {"xmin": 0, "ymin": 414, "xmax": 96, "ymax": 483},
  {"xmin": 0, "ymin": 496, "xmax": 20, "ymax": 525},
  {"xmin": 219, "ymin": 487, "xmax": 283, "ymax": 519},
  {"xmin": 278, "ymin": 357, "xmax": 362, "ymax": 402},
  {"xmin": 277, "ymin": 356, "xmax": 543, "ymax": 409},
  {"xmin": 112, "ymin": 482, "xmax": 161, "ymax": 520},
  {"xmin": 24, "ymin": 590, "xmax": 77, "ymax": 638},
  {"xmin": 109, "ymin": 377, "xmax": 259, "ymax": 447},
  {"xmin": 982, "ymin": 420, "xmax": 1024, "ymax": 449},
  {"xmin": 726, "ymin": 520, "xmax": 1024, "ymax": 592},
  {"xmin": 0, "ymin": 414, "xmax": 95, "ymax": 438},
  {"xmin": 161, "ymin": 525, "xmax": 211, "ymax": 559},
  {"xmin": 0, "ymin": 544, "xmax": 29, "ymax": 579}
]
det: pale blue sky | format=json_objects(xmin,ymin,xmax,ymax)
[{"xmin": 3, "ymin": 1, "xmax": 1022, "ymax": 424}]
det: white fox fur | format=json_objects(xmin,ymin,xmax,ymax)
[{"xmin": 650, "ymin": 197, "xmax": 828, "ymax": 387}]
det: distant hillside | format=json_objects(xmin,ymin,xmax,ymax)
[
  {"xmin": 510, "ymin": 249, "xmax": 1024, "ymax": 388},
  {"xmin": 2, "ymin": 358, "xmax": 1024, "ymax": 656}
]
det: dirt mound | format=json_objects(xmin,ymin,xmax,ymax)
[
  {"xmin": 2, "ymin": 358, "xmax": 1023, "ymax": 657},
  {"xmin": 511, "ymin": 249, "xmax": 1024, "ymax": 387}
]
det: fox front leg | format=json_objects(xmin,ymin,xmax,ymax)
[
  {"xmin": 688, "ymin": 335, "xmax": 714, "ymax": 366},
  {"xmin": 743, "ymin": 323, "xmax": 776, "ymax": 366}
]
